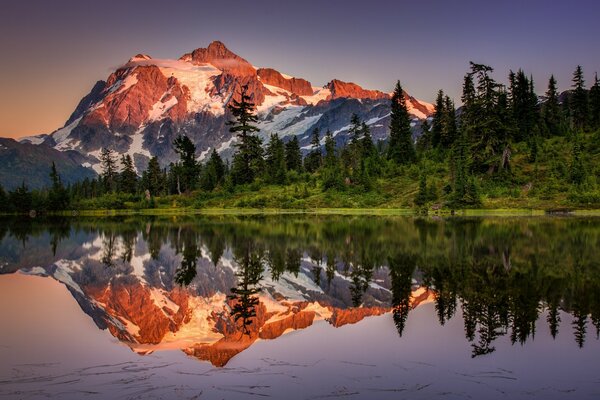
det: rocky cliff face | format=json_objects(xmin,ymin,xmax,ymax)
[{"xmin": 17, "ymin": 41, "xmax": 433, "ymax": 176}]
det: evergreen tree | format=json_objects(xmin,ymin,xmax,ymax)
[
  {"xmin": 9, "ymin": 182, "xmax": 32, "ymax": 213},
  {"xmin": 264, "ymin": 134, "xmax": 287, "ymax": 184},
  {"xmin": 542, "ymin": 75, "xmax": 564, "ymax": 136},
  {"xmin": 118, "ymin": 154, "xmax": 138, "ymax": 194},
  {"xmin": 173, "ymin": 134, "xmax": 199, "ymax": 192},
  {"xmin": 304, "ymin": 127, "xmax": 322, "ymax": 173},
  {"xmin": 431, "ymin": 89, "xmax": 445, "ymax": 147},
  {"xmin": 228, "ymin": 84, "xmax": 263, "ymax": 185},
  {"xmin": 387, "ymin": 80, "xmax": 415, "ymax": 164},
  {"xmin": 360, "ymin": 122, "xmax": 377, "ymax": 158},
  {"xmin": 322, "ymin": 129, "xmax": 344, "ymax": 190},
  {"xmin": 414, "ymin": 173, "xmax": 428, "ymax": 206},
  {"xmin": 589, "ymin": 73, "xmax": 600, "ymax": 130},
  {"xmin": 285, "ymin": 136, "xmax": 303, "ymax": 172},
  {"xmin": 571, "ymin": 65, "xmax": 588, "ymax": 130},
  {"xmin": 47, "ymin": 162, "xmax": 69, "ymax": 210},
  {"xmin": 441, "ymin": 96, "xmax": 458, "ymax": 147},
  {"xmin": 100, "ymin": 147, "xmax": 118, "ymax": 193},
  {"xmin": 460, "ymin": 72, "xmax": 476, "ymax": 133},
  {"xmin": 142, "ymin": 156, "xmax": 165, "ymax": 196},
  {"xmin": 0, "ymin": 184, "xmax": 7, "ymax": 212},
  {"xmin": 200, "ymin": 149, "xmax": 226, "ymax": 191},
  {"xmin": 509, "ymin": 69, "xmax": 538, "ymax": 141}
]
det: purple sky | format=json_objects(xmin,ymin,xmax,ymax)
[{"xmin": 1, "ymin": 0, "xmax": 599, "ymax": 138}]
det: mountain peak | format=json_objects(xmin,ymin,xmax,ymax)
[{"xmin": 180, "ymin": 41, "xmax": 255, "ymax": 76}]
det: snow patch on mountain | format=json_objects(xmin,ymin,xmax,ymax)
[
  {"xmin": 53, "ymin": 116, "xmax": 82, "ymax": 149},
  {"xmin": 148, "ymin": 95, "xmax": 178, "ymax": 122},
  {"xmin": 302, "ymin": 87, "xmax": 332, "ymax": 105},
  {"xmin": 129, "ymin": 58, "xmax": 224, "ymax": 115}
]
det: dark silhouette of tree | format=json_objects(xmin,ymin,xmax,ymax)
[
  {"xmin": 229, "ymin": 247, "xmax": 263, "ymax": 335},
  {"xmin": 228, "ymin": 84, "xmax": 263, "ymax": 185},
  {"xmin": 387, "ymin": 81, "xmax": 415, "ymax": 164}
]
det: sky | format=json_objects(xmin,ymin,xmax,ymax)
[{"xmin": 1, "ymin": 0, "xmax": 599, "ymax": 138}]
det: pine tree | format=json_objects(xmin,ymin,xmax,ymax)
[
  {"xmin": 589, "ymin": 73, "xmax": 600, "ymax": 130},
  {"xmin": 431, "ymin": 90, "xmax": 445, "ymax": 147},
  {"xmin": 47, "ymin": 162, "xmax": 69, "ymax": 210},
  {"xmin": 0, "ymin": 184, "xmax": 7, "ymax": 212},
  {"xmin": 542, "ymin": 75, "xmax": 564, "ymax": 136},
  {"xmin": 264, "ymin": 134, "xmax": 287, "ymax": 184},
  {"xmin": 387, "ymin": 80, "xmax": 415, "ymax": 164},
  {"xmin": 322, "ymin": 129, "xmax": 344, "ymax": 190},
  {"xmin": 173, "ymin": 134, "xmax": 199, "ymax": 192},
  {"xmin": 118, "ymin": 154, "xmax": 138, "ymax": 194},
  {"xmin": 228, "ymin": 84, "xmax": 263, "ymax": 185},
  {"xmin": 200, "ymin": 149, "xmax": 226, "ymax": 191},
  {"xmin": 571, "ymin": 65, "xmax": 588, "ymax": 131},
  {"xmin": 9, "ymin": 182, "xmax": 32, "ymax": 213},
  {"xmin": 441, "ymin": 96, "xmax": 458, "ymax": 147},
  {"xmin": 285, "ymin": 136, "xmax": 303, "ymax": 173},
  {"xmin": 414, "ymin": 173, "xmax": 428, "ymax": 206},
  {"xmin": 360, "ymin": 122, "xmax": 376, "ymax": 158},
  {"xmin": 142, "ymin": 156, "xmax": 165, "ymax": 196},
  {"xmin": 304, "ymin": 127, "xmax": 322, "ymax": 173},
  {"xmin": 100, "ymin": 147, "xmax": 118, "ymax": 193}
]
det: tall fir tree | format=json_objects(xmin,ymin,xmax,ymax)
[
  {"xmin": 304, "ymin": 127, "xmax": 322, "ymax": 173},
  {"xmin": 173, "ymin": 134, "xmax": 199, "ymax": 192},
  {"xmin": 118, "ymin": 154, "xmax": 138, "ymax": 194},
  {"xmin": 542, "ymin": 75, "xmax": 564, "ymax": 136},
  {"xmin": 200, "ymin": 149, "xmax": 226, "ymax": 191},
  {"xmin": 431, "ymin": 89, "xmax": 445, "ymax": 148},
  {"xmin": 440, "ymin": 96, "xmax": 458, "ymax": 147},
  {"xmin": 322, "ymin": 129, "xmax": 344, "ymax": 190},
  {"xmin": 570, "ymin": 65, "xmax": 588, "ymax": 131},
  {"xmin": 387, "ymin": 81, "xmax": 415, "ymax": 164},
  {"xmin": 47, "ymin": 162, "xmax": 69, "ymax": 210},
  {"xmin": 100, "ymin": 147, "xmax": 118, "ymax": 193},
  {"xmin": 264, "ymin": 134, "xmax": 287, "ymax": 184},
  {"xmin": 228, "ymin": 84, "xmax": 263, "ymax": 184},
  {"xmin": 589, "ymin": 73, "xmax": 600, "ymax": 130},
  {"xmin": 285, "ymin": 136, "xmax": 303, "ymax": 173},
  {"xmin": 142, "ymin": 156, "xmax": 165, "ymax": 196},
  {"xmin": 0, "ymin": 184, "xmax": 7, "ymax": 213}
]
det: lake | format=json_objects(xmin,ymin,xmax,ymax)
[{"xmin": 1, "ymin": 215, "xmax": 599, "ymax": 399}]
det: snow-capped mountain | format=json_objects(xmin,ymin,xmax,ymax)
[{"xmin": 22, "ymin": 41, "xmax": 433, "ymax": 174}]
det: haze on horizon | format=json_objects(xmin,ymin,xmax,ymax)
[{"xmin": 1, "ymin": 0, "xmax": 599, "ymax": 139}]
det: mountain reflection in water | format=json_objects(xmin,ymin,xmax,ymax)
[{"xmin": 1, "ymin": 215, "xmax": 600, "ymax": 367}]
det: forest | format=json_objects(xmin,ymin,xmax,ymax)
[{"xmin": 2, "ymin": 62, "xmax": 600, "ymax": 213}]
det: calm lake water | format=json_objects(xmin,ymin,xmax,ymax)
[{"xmin": 1, "ymin": 215, "xmax": 600, "ymax": 399}]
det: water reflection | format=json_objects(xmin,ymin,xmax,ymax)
[{"xmin": 1, "ymin": 215, "xmax": 600, "ymax": 364}]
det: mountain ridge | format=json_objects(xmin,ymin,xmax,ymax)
[{"xmin": 11, "ymin": 41, "xmax": 433, "ymax": 185}]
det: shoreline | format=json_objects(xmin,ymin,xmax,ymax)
[{"xmin": 3, "ymin": 207, "xmax": 600, "ymax": 217}]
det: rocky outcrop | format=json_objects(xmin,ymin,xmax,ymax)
[
  {"xmin": 326, "ymin": 79, "xmax": 389, "ymax": 100},
  {"xmin": 257, "ymin": 68, "xmax": 313, "ymax": 96},
  {"xmin": 328, "ymin": 306, "xmax": 389, "ymax": 327},
  {"xmin": 85, "ymin": 276, "xmax": 190, "ymax": 344}
]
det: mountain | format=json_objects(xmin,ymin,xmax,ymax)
[
  {"xmin": 0, "ymin": 138, "xmax": 96, "ymax": 190},
  {"xmin": 20, "ymin": 41, "xmax": 433, "ymax": 175}
]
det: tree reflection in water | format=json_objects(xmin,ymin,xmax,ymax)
[{"xmin": 2, "ymin": 215, "xmax": 600, "ymax": 356}]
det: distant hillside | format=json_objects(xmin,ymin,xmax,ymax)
[{"xmin": 0, "ymin": 138, "xmax": 96, "ymax": 190}]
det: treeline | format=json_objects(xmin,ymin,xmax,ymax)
[{"xmin": 2, "ymin": 63, "xmax": 600, "ymax": 213}]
